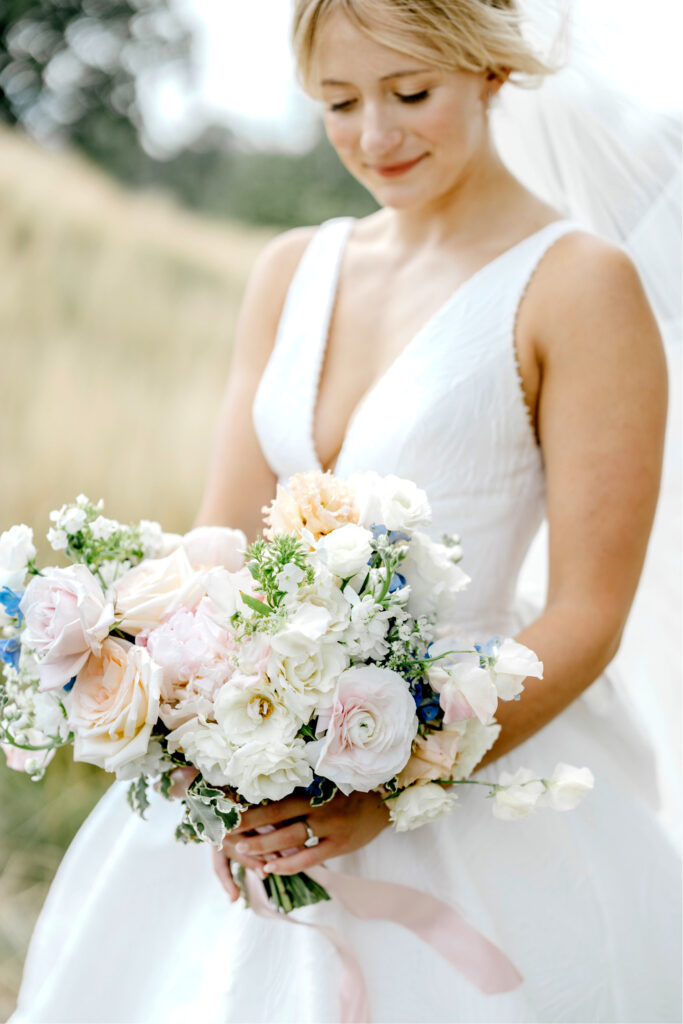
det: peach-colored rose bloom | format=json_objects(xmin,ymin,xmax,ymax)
[
  {"xmin": 262, "ymin": 471, "xmax": 359, "ymax": 542},
  {"xmin": 70, "ymin": 637, "xmax": 161, "ymax": 772},
  {"xmin": 397, "ymin": 728, "xmax": 461, "ymax": 788},
  {"xmin": 113, "ymin": 547, "xmax": 204, "ymax": 635}
]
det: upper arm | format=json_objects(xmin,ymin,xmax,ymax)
[
  {"xmin": 195, "ymin": 225, "xmax": 316, "ymax": 539},
  {"xmin": 534, "ymin": 234, "xmax": 668, "ymax": 645}
]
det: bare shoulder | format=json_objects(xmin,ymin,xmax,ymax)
[
  {"xmin": 527, "ymin": 230, "xmax": 662, "ymax": 361},
  {"xmin": 233, "ymin": 224, "xmax": 318, "ymax": 370}
]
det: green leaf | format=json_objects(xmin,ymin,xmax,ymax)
[
  {"xmin": 159, "ymin": 771, "xmax": 173, "ymax": 800},
  {"xmin": 127, "ymin": 775, "xmax": 150, "ymax": 819},
  {"xmin": 240, "ymin": 592, "xmax": 273, "ymax": 616}
]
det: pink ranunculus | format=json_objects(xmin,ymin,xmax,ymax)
[
  {"xmin": 180, "ymin": 526, "xmax": 247, "ymax": 572},
  {"xmin": 307, "ymin": 665, "xmax": 418, "ymax": 795},
  {"xmin": 113, "ymin": 547, "xmax": 204, "ymax": 635},
  {"xmin": 20, "ymin": 566, "xmax": 115, "ymax": 691}
]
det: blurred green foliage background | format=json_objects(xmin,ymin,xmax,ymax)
[{"xmin": 0, "ymin": 2, "xmax": 376, "ymax": 1015}]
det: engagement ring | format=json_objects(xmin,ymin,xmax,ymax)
[{"xmin": 303, "ymin": 820, "xmax": 319, "ymax": 848}]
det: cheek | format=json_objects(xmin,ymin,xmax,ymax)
[{"xmin": 324, "ymin": 115, "xmax": 358, "ymax": 155}]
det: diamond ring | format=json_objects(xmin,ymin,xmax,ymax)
[{"xmin": 303, "ymin": 820, "xmax": 319, "ymax": 848}]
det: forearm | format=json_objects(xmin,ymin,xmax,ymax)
[{"xmin": 478, "ymin": 599, "xmax": 623, "ymax": 769}]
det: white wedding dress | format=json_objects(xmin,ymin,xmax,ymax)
[{"xmin": 11, "ymin": 217, "xmax": 681, "ymax": 1024}]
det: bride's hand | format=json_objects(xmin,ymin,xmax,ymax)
[{"xmin": 217, "ymin": 790, "xmax": 391, "ymax": 881}]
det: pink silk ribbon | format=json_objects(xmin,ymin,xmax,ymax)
[{"xmin": 246, "ymin": 864, "xmax": 522, "ymax": 1023}]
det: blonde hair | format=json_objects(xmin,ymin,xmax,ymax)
[{"xmin": 291, "ymin": 0, "xmax": 556, "ymax": 93}]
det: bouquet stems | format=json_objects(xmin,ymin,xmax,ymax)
[{"xmin": 264, "ymin": 871, "xmax": 331, "ymax": 913}]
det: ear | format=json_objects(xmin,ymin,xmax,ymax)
[{"xmin": 485, "ymin": 68, "xmax": 510, "ymax": 97}]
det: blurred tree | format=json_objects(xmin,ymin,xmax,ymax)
[{"xmin": 0, "ymin": 0, "xmax": 191, "ymax": 175}]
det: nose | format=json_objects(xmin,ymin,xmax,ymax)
[{"xmin": 359, "ymin": 102, "xmax": 403, "ymax": 158}]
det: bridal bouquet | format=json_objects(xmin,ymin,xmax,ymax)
[{"xmin": 0, "ymin": 473, "xmax": 593, "ymax": 912}]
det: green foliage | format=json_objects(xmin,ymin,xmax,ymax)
[
  {"xmin": 126, "ymin": 774, "xmax": 150, "ymax": 818},
  {"xmin": 175, "ymin": 778, "xmax": 241, "ymax": 848},
  {"xmin": 246, "ymin": 533, "xmax": 315, "ymax": 609}
]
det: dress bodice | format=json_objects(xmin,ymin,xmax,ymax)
[{"xmin": 253, "ymin": 216, "xmax": 581, "ymax": 633}]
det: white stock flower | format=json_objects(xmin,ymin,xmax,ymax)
[
  {"xmin": 489, "ymin": 638, "xmax": 543, "ymax": 700},
  {"xmin": 342, "ymin": 591, "xmax": 393, "ymax": 660},
  {"xmin": 316, "ymin": 523, "xmax": 373, "ymax": 579},
  {"xmin": 138, "ymin": 520, "xmax": 164, "ymax": 557},
  {"xmin": 276, "ymin": 563, "xmax": 306, "ymax": 595},
  {"xmin": 268, "ymin": 603, "xmax": 349, "ymax": 718},
  {"xmin": 90, "ymin": 516, "xmax": 119, "ymax": 541},
  {"xmin": 61, "ymin": 507, "xmax": 87, "ymax": 534},
  {"xmin": 350, "ymin": 472, "xmax": 432, "ymax": 532},
  {"xmin": 46, "ymin": 528, "xmax": 68, "ymax": 552},
  {"xmin": 389, "ymin": 783, "xmax": 458, "ymax": 831},
  {"xmin": 401, "ymin": 532, "xmax": 470, "ymax": 620},
  {"xmin": 492, "ymin": 767, "xmax": 545, "ymax": 821},
  {"xmin": 0, "ymin": 524, "xmax": 37, "ymax": 589},
  {"xmin": 227, "ymin": 737, "xmax": 313, "ymax": 803},
  {"xmin": 214, "ymin": 675, "xmax": 300, "ymax": 746},
  {"xmin": 543, "ymin": 763, "xmax": 594, "ymax": 811},
  {"xmin": 166, "ymin": 716, "xmax": 235, "ymax": 786}
]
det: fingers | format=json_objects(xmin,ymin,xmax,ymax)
[
  {"xmin": 234, "ymin": 821, "xmax": 308, "ymax": 857},
  {"xmin": 211, "ymin": 849, "xmax": 240, "ymax": 901},
  {"xmin": 263, "ymin": 839, "xmax": 335, "ymax": 876},
  {"xmin": 166, "ymin": 767, "xmax": 199, "ymax": 799},
  {"xmin": 232, "ymin": 797, "xmax": 313, "ymax": 833},
  {"xmin": 220, "ymin": 837, "xmax": 268, "ymax": 875}
]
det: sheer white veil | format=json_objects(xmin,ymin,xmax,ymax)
[{"xmin": 503, "ymin": 0, "xmax": 682, "ymax": 840}]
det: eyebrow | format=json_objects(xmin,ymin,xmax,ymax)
[{"xmin": 320, "ymin": 68, "xmax": 432, "ymax": 86}]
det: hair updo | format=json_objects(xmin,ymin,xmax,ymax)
[{"xmin": 291, "ymin": 0, "xmax": 555, "ymax": 93}]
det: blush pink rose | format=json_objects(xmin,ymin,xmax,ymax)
[
  {"xmin": 179, "ymin": 526, "xmax": 247, "ymax": 572},
  {"xmin": 307, "ymin": 665, "xmax": 418, "ymax": 794},
  {"xmin": 113, "ymin": 547, "xmax": 203, "ymax": 635},
  {"xmin": 1, "ymin": 740, "xmax": 55, "ymax": 774},
  {"xmin": 20, "ymin": 565, "xmax": 115, "ymax": 691}
]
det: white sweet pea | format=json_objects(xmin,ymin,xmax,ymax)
[
  {"xmin": 428, "ymin": 641, "xmax": 498, "ymax": 725},
  {"xmin": 350, "ymin": 472, "xmax": 432, "ymax": 532},
  {"xmin": 543, "ymin": 763, "xmax": 594, "ymax": 811},
  {"xmin": 400, "ymin": 532, "xmax": 470, "ymax": 620},
  {"xmin": 492, "ymin": 767, "xmax": 545, "ymax": 820},
  {"xmin": 316, "ymin": 523, "xmax": 373, "ymax": 579},
  {"xmin": 0, "ymin": 524, "xmax": 37, "ymax": 589},
  {"xmin": 490, "ymin": 638, "xmax": 543, "ymax": 700},
  {"xmin": 389, "ymin": 782, "xmax": 458, "ymax": 831},
  {"xmin": 226, "ymin": 737, "xmax": 313, "ymax": 803}
]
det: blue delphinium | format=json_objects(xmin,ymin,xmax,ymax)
[
  {"xmin": 0, "ymin": 586, "xmax": 23, "ymax": 622},
  {"xmin": 0, "ymin": 636, "xmax": 21, "ymax": 670}
]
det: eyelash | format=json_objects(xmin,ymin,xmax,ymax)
[{"xmin": 328, "ymin": 90, "xmax": 430, "ymax": 113}]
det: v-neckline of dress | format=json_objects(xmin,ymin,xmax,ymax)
[{"xmin": 310, "ymin": 217, "xmax": 570, "ymax": 475}]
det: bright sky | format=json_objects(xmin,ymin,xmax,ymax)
[{"xmin": 143, "ymin": 0, "xmax": 682, "ymax": 151}]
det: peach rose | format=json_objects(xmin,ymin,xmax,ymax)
[
  {"xmin": 113, "ymin": 547, "xmax": 204, "ymax": 634},
  {"xmin": 262, "ymin": 471, "xmax": 359, "ymax": 542},
  {"xmin": 70, "ymin": 637, "xmax": 161, "ymax": 772},
  {"xmin": 397, "ymin": 728, "xmax": 461, "ymax": 788}
]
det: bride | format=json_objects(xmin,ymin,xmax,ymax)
[{"xmin": 12, "ymin": 1, "xmax": 681, "ymax": 1022}]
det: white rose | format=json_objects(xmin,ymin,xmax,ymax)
[
  {"xmin": 389, "ymin": 782, "xmax": 458, "ymax": 831},
  {"xmin": 449, "ymin": 718, "xmax": 501, "ymax": 779},
  {"xmin": 543, "ymin": 763, "xmax": 594, "ymax": 811},
  {"xmin": 492, "ymin": 767, "xmax": 545, "ymax": 820},
  {"xmin": 401, "ymin": 532, "xmax": 470, "ymax": 620},
  {"xmin": 349, "ymin": 472, "xmax": 432, "ymax": 532},
  {"xmin": 268, "ymin": 604, "xmax": 349, "ymax": 718},
  {"xmin": 214, "ymin": 675, "xmax": 300, "ymax": 746},
  {"xmin": 226, "ymin": 737, "xmax": 313, "ymax": 804},
  {"xmin": 69, "ymin": 638, "xmax": 161, "ymax": 773},
  {"xmin": 285, "ymin": 565, "xmax": 351, "ymax": 634},
  {"xmin": 165, "ymin": 716, "xmax": 235, "ymax": 786},
  {"xmin": 90, "ymin": 516, "xmax": 119, "ymax": 541},
  {"xmin": 0, "ymin": 524, "xmax": 37, "ymax": 589},
  {"xmin": 113, "ymin": 547, "xmax": 204, "ymax": 634},
  {"xmin": 316, "ymin": 523, "xmax": 373, "ymax": 579},
  {"xmin": 489, "ymin": 638, "xmax": 543, "ymax": 700}
]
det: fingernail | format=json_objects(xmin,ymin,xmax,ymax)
[
  {"xmin": 263, "ymin": 863, "xmax": 274, "ymax": 873},
  {"xmin": 235, "ymin": 842, "xmax": 249, "ymax": 854}
]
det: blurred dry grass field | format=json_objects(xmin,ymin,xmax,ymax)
[{"xmin": 0, "ymin": 124, "xmax": 275, "ymax": 1018}]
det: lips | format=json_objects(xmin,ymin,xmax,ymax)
[{"xmin": 372, "ymin": 154, "xmax": 426, "ymax": 178}]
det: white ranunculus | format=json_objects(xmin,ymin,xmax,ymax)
[
  {"xmin": 316, "ymin": 523, "xmax": 373, "ymax": 579},
  {"xmin": 400, "ymin": 532, "xmax": 470, "ymax": 620},
  {"xmin": 350, "ymin": 472, "xmax": 432, "ymax": 532},
  {"xmin": 493, "ymin": 767, "xmax": 545, "ymax": 820},
  {"xmin": 165, "ymin": 716, "xmax": 235, "ymax": 786},
  {"xmin": 450, "ymin": 718, "xmax": 502, "ymax": 779},
  {"xmin": 0, "ymin": 524, "xmax": 37, "ymax": 589},
  {"xmin": 543, "ymin": 763, "xmax": 594, "ymax": 811},
  {"xmin": 113, "ymin": 547, "xmax": 204, "ymax": 634},
  {"xmin": 389, "ymin": 782, "xmax": 458, "ymax": 831},
  {"xmin": 306, "ymin": 664, "xmax": 418, "ymax": 794},
  {"xmin": 226, "ymin": 737, "xmax": 313, "ymax": 804},
  {"xmin": 214, "ymin": 674, "xmax": 300, "ymax": 746},
  {"xmin": 268, "ymin": 604, "xmax": 349, "ymax": 718},
  {"xmin": 489, "ymin": 638, "xmax": 543, "ymax": 700},
  {"xmin": 70, "ymin": 638, "xmax": 162, "ymax": 773}
]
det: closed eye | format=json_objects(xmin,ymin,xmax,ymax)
[
  {"xmin": 328, "ymin": 99, "xmax": 356, "ymax": 112},
  {"xmin": 397, "ymin": 90, "xmax": 429, "ymax": 103}
]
